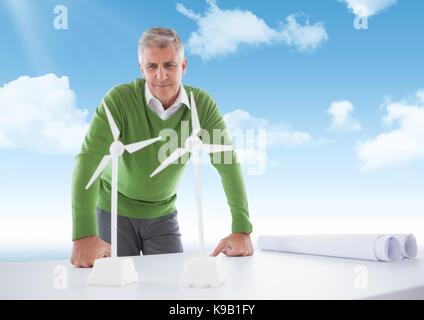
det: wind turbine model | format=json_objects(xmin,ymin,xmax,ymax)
[
  {"xmin": 85, "ymin": 102, "xmax": 163, "ymax": 286},
  {"xmin": 150, "ymin": 91, "xmax": 232, "ymax": 287}
]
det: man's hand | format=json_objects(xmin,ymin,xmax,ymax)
[
  {"xmin": 210, "ymin": 232, "xmax": 254, "ymax": 257},
  {"xmin": 70, "ymin": 236, "xmax": 111, "ymax": 268}
]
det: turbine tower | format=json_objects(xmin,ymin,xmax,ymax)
[
  {"xmin": 150, "ymin": 91, "xmax": 231, "ymax": 287},
  {"xmin": 85, "ymin": 102, "xmax": 163, "ymax": 286}
]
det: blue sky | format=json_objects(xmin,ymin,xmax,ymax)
[{"xmin": 0, "ymin": 0, "xmax": 423, "ymax": 256}]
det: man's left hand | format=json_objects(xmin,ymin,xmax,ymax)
[{"xmin": 210, "ymin": 232, "xmax": 254, "ymax": 257}]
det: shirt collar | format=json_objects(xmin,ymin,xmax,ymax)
[{"xmin": 145, "ymin": 82, "xmax": 190, "ymax": 110}]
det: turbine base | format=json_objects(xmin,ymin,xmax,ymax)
[
  {"xmin": 180, "ymin": 257, "xmax": 225, "ymax": 288},
  {"xmin": 86, "ymin": 257, "xmax": 138, "ymax": 286}
]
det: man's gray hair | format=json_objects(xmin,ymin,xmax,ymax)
[{"xmin": 138, "ymin": 27, "xmax": 185, "ymax": 63}]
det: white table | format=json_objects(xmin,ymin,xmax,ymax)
[{"xmin": 1, "ymin": 250, "xmax": 424, "ymax": 299}]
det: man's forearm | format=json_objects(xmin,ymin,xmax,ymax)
[
  {"xmin": 213, "ymin": 153, "xmax": 253, "ymax": 233},
  {"xmin": 71, "ymin": 153, "xmax": 101, "ymax": 240}
]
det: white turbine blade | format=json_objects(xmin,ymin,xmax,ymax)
[
  {"xmin": 202, "ymin": 144, "xmax": 233, "ymax": 153},
  {"xmin": 190, "ymin": 91, "xmax": 201, "ymax": 136},
  {"xmin": 150, "ymin": 148, "xmax": 188, "ymax": 177},
  {"xmin": 103, "ymin": 103, "xmax": 120, "ymax": 141},
  {"xmin": 85, "ymin": 155, "xmax": 112, "ymax": 189},
  {"xmin": 125, "ymin": 136, "xmax": 163, "ymax": 154}
]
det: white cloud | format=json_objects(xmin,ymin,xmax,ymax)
[
  {"xmin": 356, "ymin": 90, "xmax": 424, "ymax": 170},
  {"xmin": 0, "ymin": 73, "xmax": 89, "ymax": 154},
  {"xmin": 176, "ymin": 0, "xmax": 328, "ymax": 59},
  {"xmin": 277, "ymin": 15, "xmax": 329, "ymax": 52},
  {"xmin": 327, "ymin": 100, "xmax": 361, "ymax": 132},
  {"xmin": 224, "ymin": 109, "xmax": 313, "ymax": 148},
  {"xmin": 340, "ymin": 0, "xmax": 396, "ymax": 17},
  {"xmin": 416, "ymin": 89, "xmax": 424, "ymax": 103},
  {"xmin": 0, "ymin": 132, "xmax": 13, "ymax": 148},
  {"xmin": 222, "ymin": 109, "xmax": 313, "ymax": 175}
]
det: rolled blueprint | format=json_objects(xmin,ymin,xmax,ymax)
[
  {"xmin": 393, "ymin": 234, "xmax": 417, "ymax": 258},
  {"xmin": 257, "ymin": 234, "xmax": 403, "ymax": 262}
]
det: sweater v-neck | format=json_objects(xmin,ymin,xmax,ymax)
[{"xmin": 135, "ymin": 78, "xmax": 190, "ymax": 127}]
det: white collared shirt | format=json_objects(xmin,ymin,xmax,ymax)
[{"xmin": 145, "ymin": 82, "xmax": 190, "ymax": 120}]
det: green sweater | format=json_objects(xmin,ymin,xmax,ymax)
[{"xmin": 71, "ymin": 78, "xmax": 252, "ymax": 240}]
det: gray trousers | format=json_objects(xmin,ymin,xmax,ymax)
[{"xmin": 96, "ymin": 207, "xmax": 183, "ymax": 256}]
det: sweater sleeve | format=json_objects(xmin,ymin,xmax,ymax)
[
  {"xmin": 196, "ymin": 90, "xmax": 253, "ymax": 234},
  {"xmin": 71, "ymin": 87, "xmax": 123, "ymax": 240}
]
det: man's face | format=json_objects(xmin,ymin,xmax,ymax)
[{"xmin": 140, "ymin": 45, "xmax": 187, "ymax": 106}]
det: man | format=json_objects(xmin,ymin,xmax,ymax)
[{"xmin": 71, "ymin": 27, "xmax": 253, "ymax": 268}]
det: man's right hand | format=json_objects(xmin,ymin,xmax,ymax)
[{"xmin": 70, "ymin": 236, "xmax": 111, "ymax": 268}]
